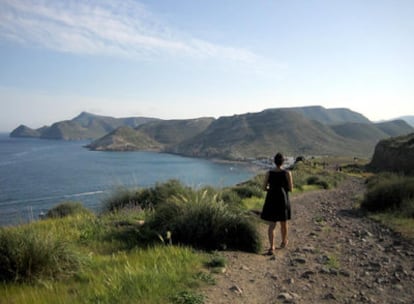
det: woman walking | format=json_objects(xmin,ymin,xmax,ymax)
[{"xmin": 261, "ymin": 153, "xmax": 293, "ymax": 255}]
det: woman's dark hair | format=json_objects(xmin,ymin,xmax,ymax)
[{"xmin": 274, "ymin": 153, "xmax": 284, "ymax": 166}]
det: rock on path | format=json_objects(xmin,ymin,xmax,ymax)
[{"xmin": 202, "ymin": 177, "xmax": 414, "ymax": 304}]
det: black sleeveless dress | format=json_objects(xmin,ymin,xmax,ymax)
[{"xmin": 260, "ymin": 170, "xmax": 291, "ymax": 222}]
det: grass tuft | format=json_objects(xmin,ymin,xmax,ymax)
[
  {"xmin": 0, "ymin": 226, "xmax": 85, "ymax": 283},
  {"xmin": 147, "ymin": 190, "xmax": 262, "ymax": 253},
  {"xmin": 102, "ymin": 179, "xmax": 191, "ymax": 212},
  {"xmin": 171, "ymin": 291, "xmax": 205, "ymax": 304}
]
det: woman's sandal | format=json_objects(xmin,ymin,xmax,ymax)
[
  {"xmin": 280, "ymin": 241, "xmax": 289, "ymax": 249},
  {"xmin": 266, "ymin": 248, "xmax": 275, "ymax": 255}
]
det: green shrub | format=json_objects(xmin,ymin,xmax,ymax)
[
  {"xmin": 102, "ymin": 187, "xmax": 143, "ymax": 212},
  {"xmin": 150, "ymin": 179, "xmax": 191, "ymax": 203},
  {"xmin": 0, "ymin": 227, "xmax": 84, "ymax": 282},
  {"xmin": 361, "ymin": 174, "xmax": 414, "ymax": 213},
  {"xmin": 103, "ymin": 179, "xmax": 191, "ymax": 212},
  {"xmin": 306, "ymin": 176, "xmax": 330, "ymax": 189},
  {"xmin": 220, "ymin": 177, "xmax": 264, "ymax": 207},
  {"xmin": 237, "ymin": 177, "xmax": 265, "ymax": 197},
  {"xmin": 306, "ymin": 176, "xmax": 318, "ymax": 185},
  {"xmin": 147, "ymin": 192, "xmax": 261, "ymax": 253},
  {"xmin": 232, "ymin": 184, "xmax": 263, "ymax": 199},
  {"xmin": 400, "ymin": 198, "xmax": 414, "ymax": 218},
  {"xmin": 45, "ymin": 201, "xmax": 92, "ymax": 218},
  {"xmin": 205, "ymin": 255, "xmax": 226, "ymax": 268},
  {"xmin": 365, "ymin": 172, "xmax": 394, "ymax": 189},
  {"xmin": 219, "ymin": 189, "xmax": 242, "ymax": 205}
]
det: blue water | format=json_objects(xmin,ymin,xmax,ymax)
[{"xmin": 0, "ymin": 134, "xmax": 255, "ymax": 226}]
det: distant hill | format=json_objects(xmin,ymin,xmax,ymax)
[
  {"xmin": 169, "ymin": 109, "xmax": 382, "ymax": 159},
  {"xmin": 331, "ymin": 123, "xmax": 386, "ymax": 141},
  {"xmin": 281, "ymin": 106, "xmax": 371, "ymax": 125},
  {"xmin": 10, "ymin": 125, "xmax": 41, "ymax": 138},
  {"xmin": 72, "ymin": 112, "xmax": 156, "ymax": 130},
  {"xmin": 375, "ymin": 120, "xmax": 414, "ymax": 137},
  {"xmin": 10, "ymin": 112, "xmax": 158, "ymax": 140},
  {"xmin": 331, "ymin": 120, "xmax": 414, "ymax": 141},
  {"xmin": 88, "ymin": 118, "xmax": 214, "ymax": 151},
  {"xmin": 397, "ymin": 116, "xmax": 414, "ymax": 127},
  {"xmin": 86, "ymin": 126, "xmax": 163, "ymax": 151},
  {"xmin": 369, "ymin": 132, "xmax": 414, "ymax": 174},
  {"xmin": 136, "ymin": 118, "xmax": 214, "ymax": 146}
]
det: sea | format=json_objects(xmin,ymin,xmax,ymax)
[{"xmin": 0, "ymin": 133, "xmax": 256, "ymax": 226}]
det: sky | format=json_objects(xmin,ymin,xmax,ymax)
[{"xmin": 0, "ymin": 0, "xmax": 413, "ymax": 132}]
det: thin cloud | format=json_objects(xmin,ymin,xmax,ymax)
[{"xmin": 0, "ymin": 0, "xmax": 259, "ymax": 63}]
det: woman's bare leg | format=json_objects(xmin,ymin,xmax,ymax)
[
  {"xmin": 268, "ymin": 222, "xmax": 277, "ymax": 250},
  {"xmin": 280, "ymin": 221, "xmax": 288, "ymax": 247}
]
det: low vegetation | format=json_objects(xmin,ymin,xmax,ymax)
[
  {"xmin": 289, "ymin": 157, "xmax": 348, "ymax": 191},
  {"xmin": 361, "ymin": 173, "xmax": 414, "ymax": 239},
  {"xmin": 45, "ymin": 201, "xmax": 92, "ymax": 218},
  {"xmin": 147, "ymin": 194, "xmax": 261, "ymax": 253},
  {"xmin": 102, "ymin": 179, "xmax": 191, "ymax": 211},
  {"xmin": 0, "ymin": 177, "xmax": 262, "ymax": 303},
  {"xmin": 361, "ymin": 173, "xmax": 414, "ymax": 215},
  {"xmin": 0, "ymin": 212, "xmax": 214, "ymax": 303}
]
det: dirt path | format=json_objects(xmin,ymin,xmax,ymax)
[{"xmin": 202, "ymin": 176, "xmax": 414, "ymax": 304}]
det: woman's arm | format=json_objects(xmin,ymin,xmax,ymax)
[
  {"xmin": 286, "ymin": 171, "xmax": 293, "ymax": 192},
  {"xmin": 262, "ymin": 171, "xmax": 270, "ymax": 191}
]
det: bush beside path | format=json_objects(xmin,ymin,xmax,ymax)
[{"xmin": 202, "ymin": 177, "xmax": 414, "ymax": 303}]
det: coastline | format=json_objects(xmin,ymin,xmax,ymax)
[
  {"xmin": 0, "ymin": 138, "xmax": 256, "ymax": 227},
  {"xmin": 210, "ymin": 157, "xmax": 268, "ymax": 174}
]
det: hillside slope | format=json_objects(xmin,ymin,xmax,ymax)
[
  {"xmin": 171, "ymin": 109, "xmax": 369, "ymax": 159},
  {"xmin": 86, "ymin": 126, "xmax": 162, "ymax": 151},
  {"xmin": 395, "ymin": 115, "xmax": 414, "ymax": 127},
  {"xmin": 136, "ymin": 117, "xmax": 214, "ymax": 146},
  {"xmin": 88, "ymin": 118, "xmax": 214, "ymax": 151},
  {"xmin": 375, "ymin": 119, "xmax": 414, "ymax": 137},
  {"xmin": 330, "ymin": 120, "xmax": 412, "ymax": 140}
]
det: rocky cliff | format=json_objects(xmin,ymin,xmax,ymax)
[{"xmin": 369, "ymin": 132, "xmax": 414, "ymax": 174}]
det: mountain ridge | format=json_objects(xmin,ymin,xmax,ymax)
[
  {"xmin": 168, "ymin": 109, "xmax": 380, "ymax": 159},
  {"xmin": 10, "ymin": 106, "xmax": 414, "ymax": 159},
  {"xmin": 277, "ymin": 105, "xmax": 371, "ymax": 125},
  {"xmin": 395, "ymin": 116, "xmax": 414, "ymax": 127},
  {"xmin": 88, "ymin": 107, "xmax": 413, "ymax": 159}
]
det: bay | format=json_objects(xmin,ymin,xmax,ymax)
[{"xmin": 0, "ymin": 134, "xmax": 255, "ymax": 226}]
